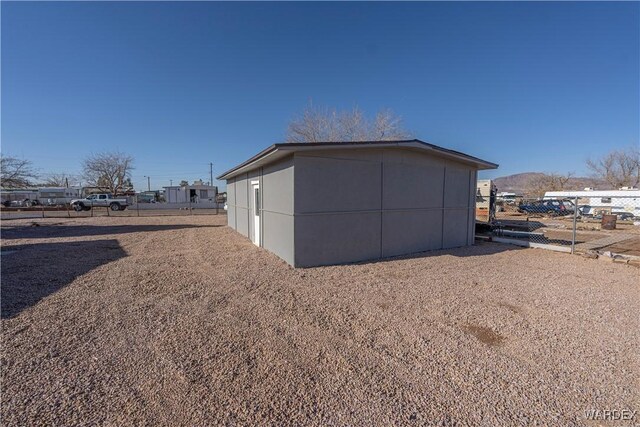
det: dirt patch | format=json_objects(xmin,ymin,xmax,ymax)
[
  {"xmin": 463, "ymin": 324, "xmax": 505, "ymax": 346},
  {"xmin": 602, "ymin": 237, "xmax": 640, "ymax": 257},
  {"xmin": 1, "ymin": 215, "xmax": 638, "ymax": 426},
  {"xmin": 497, "ymin": 302, "xmax": 523, "ymax": 314}
]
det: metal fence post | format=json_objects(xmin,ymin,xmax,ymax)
[
  {"xmin": 189, "ymin": 198, "xmax": 192, "ymax": 215},
  {"xmin": 571, "ymin": 196, "xmax": 578, "ymax": 254},
  {"xmin": 91, "ymin": 201, "xmax": 93, "ymax": 217},
  {"xmin": 137, "ymin": 196, "xmax": 140, "ymax": 217},
  {"xmin": 41, "ymin": 203, "xmax": 45, "ymax": 219},
  {"xmin": 66, "ymin": 202, "xmax": 71, "ymax": 218}
]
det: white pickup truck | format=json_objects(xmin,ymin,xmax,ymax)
[{"xmin": 70, "ymin": 194, "xmax": 129, "ymax": 211}]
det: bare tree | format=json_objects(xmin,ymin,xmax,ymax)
[
  {"xmin": 337, "ymin": 107, "xmax": 368, "ymax": 142},
  {"xmin": 525, "ymin": 172, "xmax": 575, "ymax": 198},
  {"xmin": 286, "ymin": 103, "xmax": 412, "ymax": 143},
  {"xmin": 371, "ymin": 109, "xmax": 409, "ymax": 140},
  {"xmin": 42, "ymin": 173, "xmax": 80, "ymax": 187},
  {"xmin": 287, "ymin": 104, "xmax": 334, "ymax": 143},
  {"xmin": 0, "ymin": 155, "xmax": 37, "ymax": 188},
  {"xmin": 586, "ymin": 147, "xmax": 640, "ymax": 189},
  {"xmin": 83, "ymin": 152, "xmax": 134, "ymax": 195}
]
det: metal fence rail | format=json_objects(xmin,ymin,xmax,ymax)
[{"xmin": 0, "ymin": 200, "xmax": 225, "ymax": 220}]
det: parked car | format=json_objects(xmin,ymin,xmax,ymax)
[
  {"xmin": 3, "ymin": 198, "xmax": 39, "ymax": 208},
  {"xmin": 616, "ymin": 212, "xmax": 636, "ymax": 221},
  {"xmin": 70, "ymin": 194, "xmax": 129, "ymax": 211},
  {"xmin": 580, "ymin": 207, "xmax": 635, "ymax": 221},
  {"xmin": 559, "ymin": 200, "xmax": 575, "ymax": 212},
  {"xmin": 518, "ymin": 200, "xmax": 569, "ymax": 216},
  {"xmin": 578, "ymin": 205, "xmax": 594, "ymax": 217}
]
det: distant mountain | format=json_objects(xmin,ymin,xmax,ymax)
[
  {"xmin": 493, "ymin": 172, "xmax": 607, "ymax": 194},
  {"xmin": 493, "ymin": 173, "xmax": 543, "ymax": 194}
]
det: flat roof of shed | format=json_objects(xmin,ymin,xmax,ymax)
[{"xmin": 217, "ymin": 139, "xmax": 498, "ymax": 180}]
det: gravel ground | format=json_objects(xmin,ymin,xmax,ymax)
[{"xmin": 2, "ymin": 215, "xmax": 638, "ymax": 426}]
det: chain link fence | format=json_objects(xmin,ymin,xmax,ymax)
[
  {"xmin": 4, "ymin": 191, "xmax": 638, "ymax": 260},
  {"xmin": 1, "ymin": 198, "xmax": 226, "ymax": 220},
  {"xmin": 488, "ymin": 195, "xmax": 640, "ymax": 258}
]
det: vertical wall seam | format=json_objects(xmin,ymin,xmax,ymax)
[
  {"xmin": 260, "ymin": 167, "xmax": 264, "ymax": 247},
  {"xmin": 292, "ymin": 154, "xmax": 296, "ymax": 266},
  {"xmin": 233, "ymin": 180, "xmax": 237, "ymax": 230},
  {"xmin": 441, "ymin": 166, "xmax": 446, "ymax": 248},
  {"xmin": 471, "ymin": 171, "xmax": 476, "ymax": 246},
  {"xmin": 467, "ymin": 170, "xmax": 472, "ymax": 246},
  {"xmin": 380, "ymin": 156, "xmax": 384, "ymax": 259}
]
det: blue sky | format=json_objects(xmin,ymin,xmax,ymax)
[{"xmin": 2, "ymin": 2, "xmax": 638, "ymax": 190}]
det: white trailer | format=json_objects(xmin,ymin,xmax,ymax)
[
  {"xmin": 163, "ymin": 181, "xmax": 217, "ymax": 204},
  {"xmin": 476, "ymin": 180, "xmax": 496, "ymax": 224},
  {"xmin": 544, "ymin": 190, "xmax": 640, "ymax": 217},
  {"xmin": 37, "ymin": 187, "xmax": 83, "ymax": 206}
]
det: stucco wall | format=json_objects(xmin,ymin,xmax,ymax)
[
  {"xmin": 293, "ymin": 150, "xmax": 382, "ymax": 266},
  {"xmin": 261, "ymin": 156, "xmax": 295, "ymax": 266},
  {"xmin": 443, "ymin": 165, "xmax": 473, "ymax": 248},
  {"xmin": 467, "ymin": 172, "xmax": 478, "ymax": 245},
  {"xmin": 380, "ymin": 150, "xmax": 447, "ymax": 258},
  {"xmin": 293, "ymin": 148, "xmax": 477, "ymax": 267},
  {"xmin": 226, "ymin": 177, "xmax": 236, "ymax": 229},
  {"xmin": 232, "ymin": 173, "xmax": 249, "ymax": 238}
]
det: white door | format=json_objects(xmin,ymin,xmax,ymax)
[{"xmin": 252, "ymin": 183, "xmax": 260, "ymax": 246}]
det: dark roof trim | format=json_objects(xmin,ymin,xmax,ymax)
[{"xmin": 217, "ymin": 139, "xmax": 498, "ymax": 180}]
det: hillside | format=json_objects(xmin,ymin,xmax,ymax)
[{"xmin": 493, "ymin": 173, "xmax": 605, "ymax": 194}]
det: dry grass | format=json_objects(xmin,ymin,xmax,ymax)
[{"xmin": 2, "ymin": 215, "xmax": 639, "ymax": 426}]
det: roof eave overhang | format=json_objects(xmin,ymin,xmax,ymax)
[{"xmin": 217, "ymin": 140, "xmax": 498, "ymax": 180}]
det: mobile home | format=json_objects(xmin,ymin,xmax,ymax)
[{"xmin": 544, "ymin": 189, "xmax": 640, "ymax": 217}]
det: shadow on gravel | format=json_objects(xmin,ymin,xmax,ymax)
[
  {"xmin": 1, "ymin": 239, "xmax": 127, "ymax": 319},
  {"xmin": 347, "ymin": 241, "xmax": 523, "ymax": 267},
  {"xmin": 494, "ymin": 219, "xmax": 547, "ymax": 232},
  {"xmin": 1, "ymin": 224, "xmax": 222, "ymax": 240}
]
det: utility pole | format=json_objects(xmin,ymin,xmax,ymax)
[
  {"xmin": 144, "ymin": 175, "xmax": 150, "ymax": 191},
  {"xmin": 170, "ymin": 179, "xmax": 173, "ymax": 186},
  {"xmin": 210, "ymin": 162, "xmax": 213, "ymax": 187}
]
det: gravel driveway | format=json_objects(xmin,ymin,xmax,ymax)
[{"xmin": 2, "ymin": 215, "xmax": 638, "ymax": 426}]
